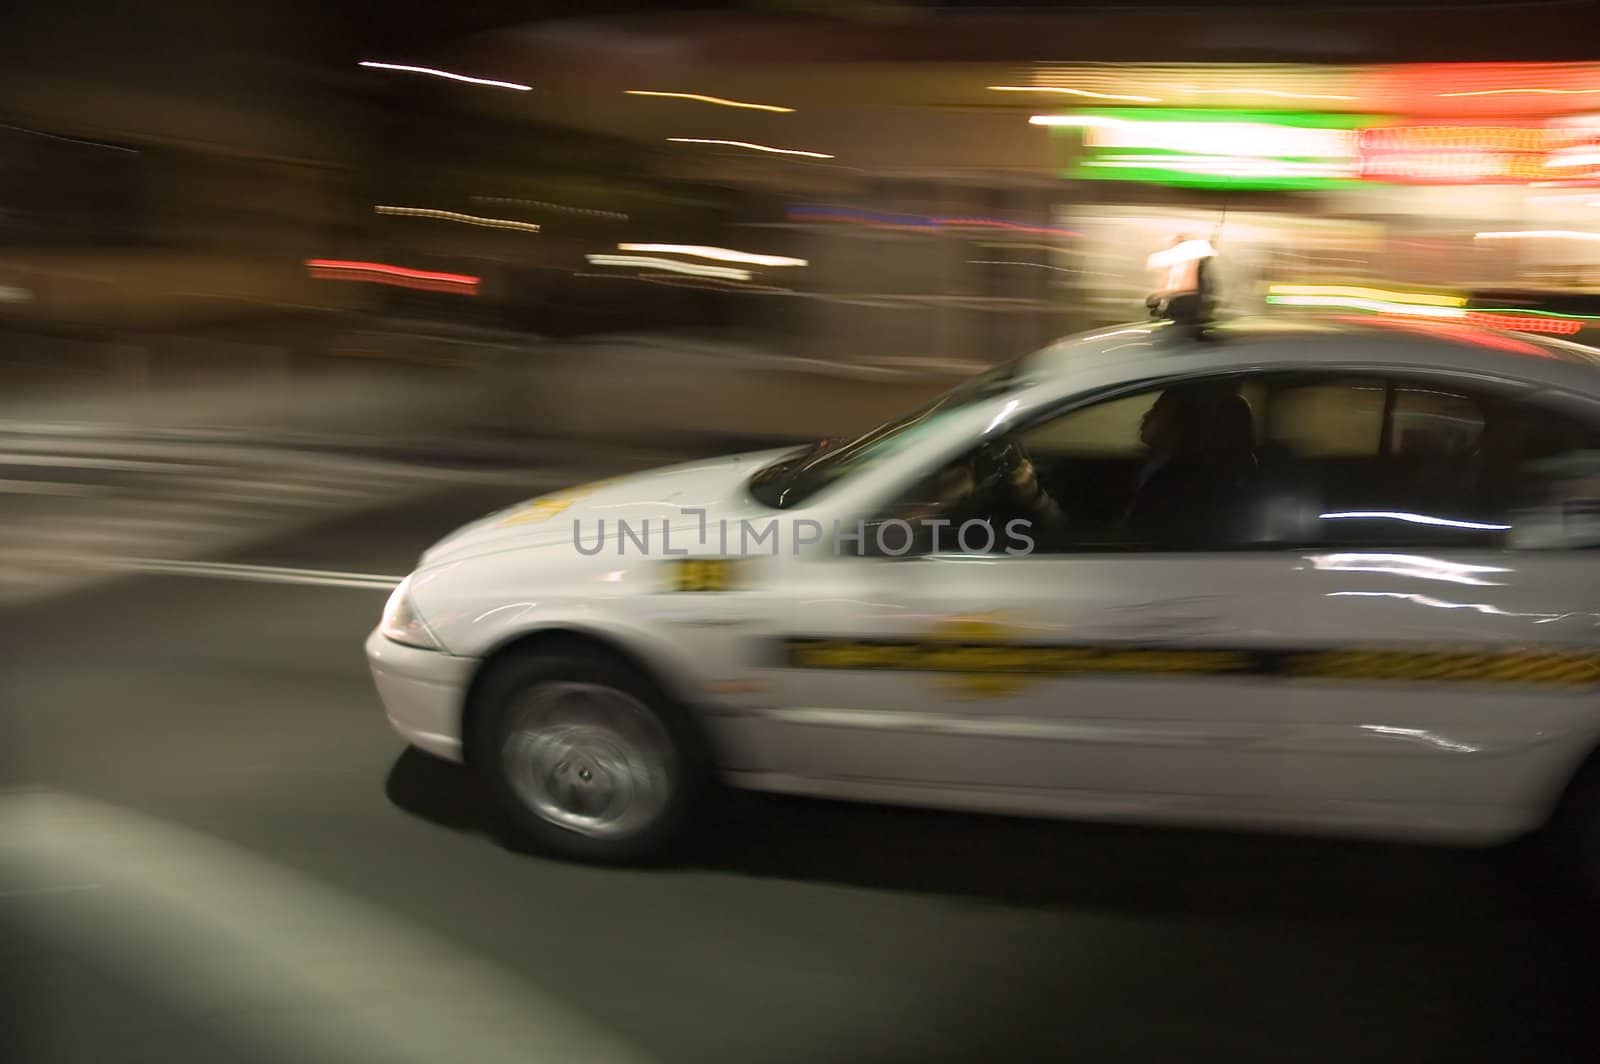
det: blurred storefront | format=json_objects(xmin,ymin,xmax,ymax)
[{"xmin": 5, "ymin": 2, "xmax": 1600, "ymax": 358}]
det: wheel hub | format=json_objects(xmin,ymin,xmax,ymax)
[{"xmin": 501, "ymin": 682, "xmax": 673, "ymax": 839}]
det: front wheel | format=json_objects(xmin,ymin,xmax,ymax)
[{"xmin": 474, "ymin": 649, "xmax": 702, "ymax": 863}]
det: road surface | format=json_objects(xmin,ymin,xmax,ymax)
[{"xmin": 5, "ymin": 482, "xmax": 1599, "ymax": 1063}]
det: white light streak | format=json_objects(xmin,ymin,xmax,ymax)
[
  {"xmin": 108, "ymin": 558, "xmax": 401, "ymax": 589},
  {"xmin": 1475, "ymin": 229, "xmax": 1600, "ymax": 242},
  {"xmin": 625, "ymin": 90, "xmax": 792, "ymax": 113},
  {"xmin": 1181, "ymin": 86, "xmax": 1358, "ymax": 101},
  {"xmin": 375, "ymin": 206, "xmax": 540, "ymax": 233},
  {"xmin": 1319, "ymin": 511, "xmax": 1511, "ymax": 531},
  {"xmin": 1028, "ymin": 115, "xmax": 1126, "ymax": 128},
  {"xmin": 358, "ymin": 61, "xmax": 532, "ymax": 92},
  {"xmin": 990, "ymin": 85, "xmax": 1161, "ymax": 102},
  {"xmin": 584, "ymin": 254, "xmax": 752, "ymax": 281},
  {"xmin": 1309, "ymin": 553, "xmax": 1510, "ymax": 587},
  {"xmin": 1268, "ymin": 294, "xmax": 1467, "ymax": 318},
  {"xmin": 666, "ymin": 138, "xmax": 833, "ymax": 159},
  {"xmin": 616, "ymin": 243, "xmax": 806, "ymax": 267}
]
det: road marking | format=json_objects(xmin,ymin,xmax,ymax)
[
  {"xmin": 108, "ymin": 558, "xmax": 403, "ymax": 589},
  {"xmin": 0, "ymin": 454, "xmax": 209, "ymax": 472}
]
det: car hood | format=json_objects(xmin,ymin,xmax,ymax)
[{"xmin": 418, "ymin": 448, "xmax": 797, "ymax": 568}]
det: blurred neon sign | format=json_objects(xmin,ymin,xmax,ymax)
[
  {"xmin": 1357, "ymin": 124, "xmax": 1600, "ymax": 183},
  {"xmin": 1063, "ymin": 109, "xmax": 1374, "ymax": 190},
  {"xmin": 1057, "ymin": 109, "xmax": 1600, "ymax": 188}
]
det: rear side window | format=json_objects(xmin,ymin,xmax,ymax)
[{"xmin": 1247, "ymin": 374, "xmax": 1600, "ymax": 550}]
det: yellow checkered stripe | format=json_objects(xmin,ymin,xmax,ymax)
[
  {"xmin": 782, "ymin": 639, "xmax": 1600, "ymax": 687},
  {"xmin": 1284, "ymin": 648, "xmax": 1600, "ymax": 686}
]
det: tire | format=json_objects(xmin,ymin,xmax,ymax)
[{"xmin": 472, "ymin": 646, "xmax": 705, "ymax": 863}]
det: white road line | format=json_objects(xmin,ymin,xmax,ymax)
[
  {"xmin": 0, "ymin": 454, "xmax": 210, "ymax": 472},
  {"xmin": 109, "ymin": 558, "xmax": 403, "ymax": 589}
]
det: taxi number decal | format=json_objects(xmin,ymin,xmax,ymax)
[
  {"xmin": 667, "ymin": 558, "xmax": 743, "ymax": 593},
  {"xmin": 781, "ymin": 639, "xmax": 1600, "ymax": 687}
]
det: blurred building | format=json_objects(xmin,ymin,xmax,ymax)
[{"xmin": 4, "ymin": 2, "xmax": 1600, "ymax": 361}]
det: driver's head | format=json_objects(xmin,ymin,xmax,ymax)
[
  {"xmin": 1139, "ymin": 390, "xmax": 1190, "ymax": 452},
  {"xmin": 1140, "ymin": 384, "xmax": 1232, "ymax": 454}
]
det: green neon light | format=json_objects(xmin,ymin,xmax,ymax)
[
  {"xmin": 1067, "ymin": 108, "xmax": 1378, "ymax": 129},
  {"xmin": 1055, "ymin": 108, "xmax": 1387, "ymax": 190}
]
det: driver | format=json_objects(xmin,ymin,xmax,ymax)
[{"xmin": 896, "ymin": 442, "xmax": 1066, "ymax": 551}]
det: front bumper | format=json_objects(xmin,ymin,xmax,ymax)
[{"xmin": 365, "ymin": 627, "xmax": 477, "ymax": 763}]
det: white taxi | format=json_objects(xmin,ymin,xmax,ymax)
[{"xmin": 367, "ymin": 317, "xmax": 1600, "ymax": 883}]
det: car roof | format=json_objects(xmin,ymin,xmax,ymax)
[{"xmin": 1018, "ymin": 315, "xmax": 1600, "ymax": 398}]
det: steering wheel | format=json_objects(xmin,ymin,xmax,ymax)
[{"xmin": 972, "ymin": 436, "xmax": 1030, "ymax": 507}]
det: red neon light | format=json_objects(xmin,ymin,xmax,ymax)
[
  {"xmin": 1335, "ymin": 315, "xmax": 1553, "ymax": 356},
  {"xmin": 1358, "ymin": 124, "xmax": 1553, "ymax": 184},
  {"xmin": 305, "ymin": 259, "xmax": 480, "ymax": 295},
  {"xmin": 1465, "ymin": 311, "xmax": 1584, "ymax": 335}
]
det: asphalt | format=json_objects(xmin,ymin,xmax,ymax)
[{"xmin": 5, "ymin": 484, "xmax": 1600, "ymax": 1064}]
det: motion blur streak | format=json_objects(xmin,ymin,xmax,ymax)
[
  {"xmin": 1268, "ymin": 294, "xmax": 1466, "ymax": 318},
  {"xmin": 786, "ymin": 205, "xmax": 1080, "ymax": 237},
  {"xmin": 616, "ymin": 244, "xmax": 807, "ymax": 267},
  {"xmin": 305, "ymin": 259, "xmax": 481, "ymax": 295},
  {"xmin": 470, "ymin": 196, "xmax": 627, "ymax": 219},
  {"xmin": 1183, "ymin": 87, "xmax": 1358, "ymax": 101},
  {"xmin": 374, "ymin": 207, "xmax": 541, "ymax": 233},
  {"xmin": 1474, "ymin": 230, "xmax": 1600, "ymax": 242},
  {"xmin": 665, "ymin": 138, "xmax": 834, "ymax": 159},
  {"xmin": 624, "ymin": 90, "xmax": 793, "ymax": 113},
  {"xmin": 988, "ymin": 86, "xmax": 1161, "ymax": 102},
  {"xmin": 1319, "ymin": 511, "xmax": 1513, "ymax": 531},
  {"xmin": 1440, "ymin": 87, "xmax": 1600, "ymax": 97},
  {"xmin": 1028, "ymin": 115, "xmax": 1127, "ymax": 127},
  {"xmin": 357, "ymin": 61, "xmax": 532, "ymax": 91},
  {"xmin": 1268, "ymin": 284, "xmax": 1467, "ymax": 308},
  {"xmin": 584, "ymin": 255, "xmax": 752, "ymax": 281}
]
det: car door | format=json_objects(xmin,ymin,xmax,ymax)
[
  {"xmin": 765, "ymin": 369, "xmax": 1600, "ymax": 839},
  {"xmin": 763, "ymin": 375, "xmax": 1312, "ymax": 820}
]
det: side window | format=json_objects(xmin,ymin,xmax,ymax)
[
  {"xmin": 1391, "ymin": 386, "xmax": 1485, "ymax": 458},
  {"xmin": 874, "ymin": 377, "xmax": 1263, "ymax": 554},
  {"xmin": 870, "ymin": 374, "xmax": 1600, "ymax": 557},
  {"xmin": 1260, "ymin": 379, "xmax": 1598, "ymax": 551}
]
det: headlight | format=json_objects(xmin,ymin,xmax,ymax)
[{"xmin": 381, "ymin": 576, "xmax": 442, "ymax": 650}]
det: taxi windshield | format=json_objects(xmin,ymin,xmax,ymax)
[{"xmin": 748, "ymin": 359, "xmax": 1022, "ymax": 508}]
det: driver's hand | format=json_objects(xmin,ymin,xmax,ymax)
[{"xmin": 1009, "ymin": 457, "xmax": 1041, "ymax": 502}]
